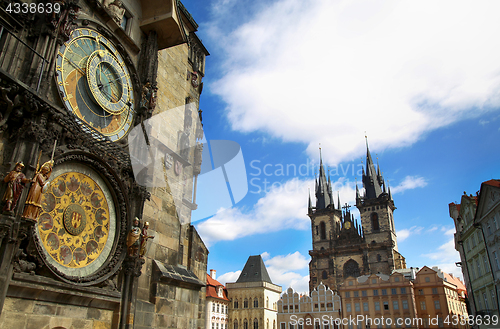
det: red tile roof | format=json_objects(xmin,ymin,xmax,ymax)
[
  {"xmin": 443, "ymin": 272, "xmax": 467, "ymax": 296},
  {"xmin": 206, "ymin": 274, "xmax": 230, "ymax": 301},
  {"xmin": 483, "ymin": 179, "xmax": 500, "ymax": 188}
]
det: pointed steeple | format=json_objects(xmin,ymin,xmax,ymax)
[
  {"xmin": 356, "ymin": 180, "xmax": 361, "ymax": 206},
  {"xmin": 315, "ymin": 147, "xmax": 331, "ymax": 210},
  {"xmin": 337, "ymin": 192, "xmax": 341, "ymax": 210},
  {"xmin": 362, "ymin": 137, "xmax": 384, "ymax": 200},
  {"xmin": 308, "ymin": 189, "xmax": 312, "ymax": 214},
  {"xmin": 388, "ymin": 180, "xmax": 393, "ymax": 201}
]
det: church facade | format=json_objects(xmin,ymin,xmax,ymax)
[
  {"xmin": 0, "ymin": 0, "xmax": 208, "ymax": 328},
  {"xmin": 308, "ymin": 143, "xmax": 406, "ymax": 292}
]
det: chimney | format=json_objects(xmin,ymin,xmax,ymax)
[{"xmin": 210, "ymin": 269, "xmax": 216, "ymax": 280}]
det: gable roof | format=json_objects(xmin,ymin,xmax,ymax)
[
  {"xmin": 236, "ymin": 255, "xmax": 273, "ymax": 284},
  {"xmin": 206, "ymin": 274, "xmax": 229, "ymax": 301}
]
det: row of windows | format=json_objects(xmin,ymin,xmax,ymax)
[
  {"xmin": 213, "ymin": 324, "xmax": 227, "ymax": 329},
  {"xmin": 475, "ymin": 289, "xmax": 496, "ymax": 311},
  {"xmin": 345, "ymin": 288, "xmax": 407, "ymax": 298},
  {"xmin": 283, "ymin": 302, "xmax": 335, "ymax": 311},
  {"xmin": 345, "ymin": 300, "xmax": 410, "ymax": 312},
  {"xmin": 212, "ymin": 302, "xmax": 228, "ymax": 314},
  {"xmin": 468, "ymin": 253, "xmax": 491, "ymax": 280},
  {"xmin": 417, "ymin": 288, "xmax": 438, "ymax": 295},
  {"xmin": 233, "ymin": 297, "xmax": 265, "ymax": 309}
]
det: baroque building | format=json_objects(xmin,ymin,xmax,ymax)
[
  {"xmin": 227, "ymin": 255, "xmax": 281, "ymax": 329},
  {"xmin": 206, "ymin": 270, "xmax": 230, "ymax": 329},
  {"xmin": 0, "ymin": 0, "xmax": 209, "ymax": 328},
  {"xmin": 308, "ymin": 142, "xmax": 406, "ymax": 292},
  {"xmin": 450, "ymin": 180, "xmax": 500, "ymax": 322}
]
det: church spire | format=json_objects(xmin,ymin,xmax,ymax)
[
  {"xmin": 356, "ymin": 180, "xmax": 362, "ymax": 206},
  {"xmin": 362, "ymin": 137, "xmax": 384, "ymax": 200},
  {"xmin": 308, "ymin": 189, "xmax": 312, "ymax": 214},
  {"xmin": 315, "ymin": 146, "xmax": 331, "ymax": 210}
]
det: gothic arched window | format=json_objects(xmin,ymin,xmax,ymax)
[
  {"xmin": 343, "ymin": 259, "xmax": 360, "ymax": 278},
  {"xmin": 234, "ymin": 320, "xmax": 239, "ymax": 329},
  {"xmin": 244, "ymin": 319, "xmax": 248, "ymax": 329},
  {"xmin": 320, "ymin": 221, "xmax": 326, "ymax": 240},
  {"xmin": 322, "ymin": 270, "xmax": 328, "ymax": 279},
  {"xmin": 254, "ymin": 298, "xmax": 258, "ymax": 308},
  {"xmin": 377, "ymin": 254, "xmax": 381, "ymax": 262},
  {"xmin": 234, "ymin": 299, "xmax": 238, "ymax": 309},
  {"xmin": 254, "ymin": 318, "xmax": 259, "ymax": 329},
  {"xmin": 244, "ymin": 298, "xmax": 248, "ymax": 308},
  {"xmin": 371, "ymin": 213, "xmax": 380, "ymax": 231}
]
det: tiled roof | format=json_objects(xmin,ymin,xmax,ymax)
[
  {"xmin": 483, "ymin": 179, "xmax": 500, "ymax": 188},
  {"xmin": 236, "ymin": 255, "xmax": 273, "ymax": 284},
  {"xmin": 206, "ymin": 274, "xmax": 229, "ymax": 301},
  {"xmin": 443, "ymin": 272, "xmax": 467, "ymax": 296}
]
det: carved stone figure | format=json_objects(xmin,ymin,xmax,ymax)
[
  {"xmin": 126, "ymin": 217, "xmax": 141, "ymax": 256},
  {"xmin": 22, "ymin": 160, "xmax": 54, "ymax": 221},
  {"xmin": 103, "ymin": 0, "xmax": 126, "ymax": 25},
  {"xmin": 139, "ymin": 221, "xmax": 154, "ymax": 257},
  {"xmin": 3, "ymin": 162, "xmax": 30, "ymax": 212}
]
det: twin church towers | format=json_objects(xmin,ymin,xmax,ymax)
[{"xmin": 308, "ymin": 141, "xmax": 406, "ymax": 292}]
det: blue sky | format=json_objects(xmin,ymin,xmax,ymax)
[{"xmin": 180, "ymin": 0, "xmax": 500, "ymax": 294}]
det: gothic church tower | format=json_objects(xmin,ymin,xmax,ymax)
[{"xmin": 308, "ymin": 142, "xmax": 406, "ymax": 293}]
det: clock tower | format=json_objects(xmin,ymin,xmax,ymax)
[{"xmin": 0, "ymin": 1, "xmax": 209, "ymax": 328}]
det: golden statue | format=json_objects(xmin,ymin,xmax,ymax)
[{"xmin": 22, "ymin": 160, "xmax": 53, "ymax": 221}]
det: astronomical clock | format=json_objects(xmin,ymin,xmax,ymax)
[
  {"xmin": 55, "ymin": 28, "xmax": 135, "ymax": 141},
  {"xmin": 28, "ymin": 22, "xmax": 141, "ymax": 284}
]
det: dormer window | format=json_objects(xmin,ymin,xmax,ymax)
[{"xmin": 217, "ymin": 286, "xmax": 223, "ymax": 298}]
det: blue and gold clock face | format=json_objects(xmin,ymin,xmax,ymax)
[{"xmin": 56, "ymin": 28, "xmax": 135, "ymax": 141}]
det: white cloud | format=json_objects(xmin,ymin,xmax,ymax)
[
  {"xmin": 264, "ymin": 252, "xmax": 310, "ymax": 294},
  {"xmin": 197, "ymin": 177, "xmax": 357, "ymax": 245},
  {"xmin": 397, "ymin": 226, "xmax": 424, "ymax": 242},
  {"xmin": 208, "ymin": 0, "xmax": 500, "ymax": 164},
  {"xmin": 217, "ymin": 271, "xmax": 241, "ymax": 285},
  {"xmin": 422, "ymin": 238, "xmax": 462, "ymax": 279},
  {"xmin": 391, "ymin": 176, "xmax": 428, "ymax": 194},
  {"xmin": 217, "ymin": 252, "xmax": 310, "ymax": 293}
]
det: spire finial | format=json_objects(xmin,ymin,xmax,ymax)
[
  {"xmin": 365, "ymin": 132, "xmax": 368, "ymax": 148},
  {"xmin": 319, "ymin": 143, "xmax": 322, "ymax": 163}
]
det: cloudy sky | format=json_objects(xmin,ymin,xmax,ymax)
[{"xmin": 181, "ymin": 0, "xmax": 500, "ymax": 294}]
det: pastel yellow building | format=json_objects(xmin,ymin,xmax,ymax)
[{"xmin": 228, "ymin": 256, "xmax": 282, "ymax": 329}]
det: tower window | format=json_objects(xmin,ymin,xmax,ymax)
[
  {"xmin": 322, "ymin": 271, "xmax": 328, "ymax": 279},
  {"xmin": 377, "ymin": 254, "xmax": 381, "ymax": 262},
  {"xmin": 343, "ymin": 259, "xmax": 360, "ymax": 278},
  {"xmin": 320, "ymin": 221, "xmax": 326, "ymax": 240},
  {"xmin": 371, "ymin": 213, "xmax": 380, "ymax": 231}
]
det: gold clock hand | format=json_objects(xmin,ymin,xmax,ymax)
[{"xmin": 65, "ymin": 57, "xmax": 86, "ymax": 76}]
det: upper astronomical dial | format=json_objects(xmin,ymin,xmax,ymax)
[
  {"xmin": 86, "ymin": 50, "xmax": 130, "ymax": 115},
  {"xmin": 55, "ymin": 28, "xmax": 135, "ymax": 141}
]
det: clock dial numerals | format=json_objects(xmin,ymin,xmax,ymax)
[
  {"xmin": 37, "ymin": 172, "xmax": 111, "ymax": 269},
  {"xmin": 56, "ymin": 28, "xmax": 135, "ymax": 141}
]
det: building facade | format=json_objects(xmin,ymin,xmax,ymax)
[
  {"xmin": 450, "ymin": 190, "xmax": 499, "ymax": 320},
  {"xmin": 339, "ymin": 272, "xmax": 417, "ymax": 329},
  {"xmin": 308, "ymin": 143, "xmax": 406, "ymax": 292},
  {"xmin": 207, "ymin": 270, "xmax": 230, "ymax": 329},
  {"xmin": 474, "ymin": 179, "xmax": 500, "ymax": 313},
  {"xmin": 413, "ymin": 266, "xmax": 469, "ymax": 329},
  {"xmin": 277, "ymin": 283, "xmax": 341, "ymax": 329},
  {"xmin": 227, "ymin": 255, "xmax": 282, "ymax": 329},
  {"xmin": 0, "ymin": 0, "xmax": 209, "ymax": 328}
]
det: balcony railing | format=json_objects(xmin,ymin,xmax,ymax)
[{"xmin": 0, "ymin": 24, "xmax": 49, "ymax": 92}]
